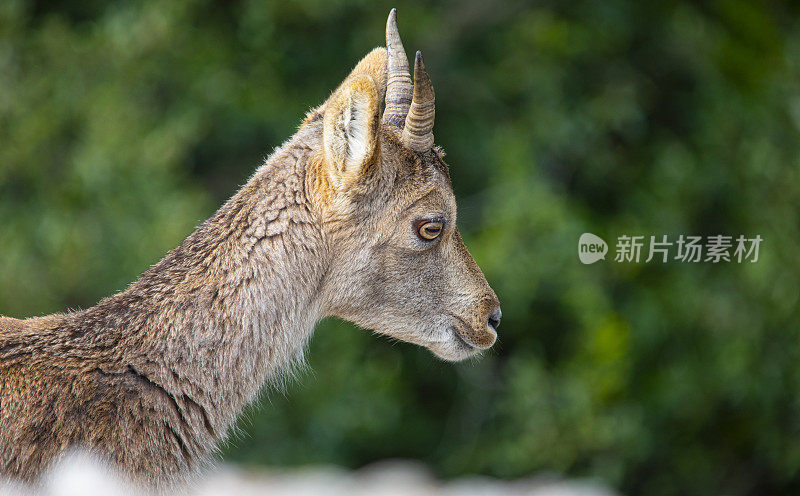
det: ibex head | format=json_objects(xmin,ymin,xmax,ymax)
[{"xmin": 311, "ymin": 9, "xmax": 501, "ymax": 361}]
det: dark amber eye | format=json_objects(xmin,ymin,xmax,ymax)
[{"xmin": 418, "ymin": 221, "xmax": 443, "ymax": 240}]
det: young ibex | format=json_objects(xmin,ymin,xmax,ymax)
[{"xmin": 0, "ymin": 10, "xmax": 501, "ymax": 487}]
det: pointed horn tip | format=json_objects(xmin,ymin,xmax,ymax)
[
  {"xmin": 413, "ymin": 51, "xmax": 432, "ymax": 93},
  {"xmin": 386, "ymin": 8, "xmax": 403, "ymax": 49}
]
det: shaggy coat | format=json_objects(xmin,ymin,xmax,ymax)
[{"xmin": 0, "ymin": 11, "xmax": 500, "ymax": 488}]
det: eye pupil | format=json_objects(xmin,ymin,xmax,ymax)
[{"xmin": 418, "ymin": 221, "xmax": 443, "ymax": 240}]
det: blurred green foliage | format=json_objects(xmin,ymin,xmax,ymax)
[{"xmin": 2, "ymin": 1, "xmax": 800, "ymax": 495}]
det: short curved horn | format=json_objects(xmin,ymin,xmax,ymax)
[
  {"xmin": 401, "ymin": 51, "xmax": 435, "ymax": 151},
  {"xmin": 382, "ymin": 8, "xmax": 413, "ymax": 127}
]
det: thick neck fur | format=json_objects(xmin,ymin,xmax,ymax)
[{"xmin": 0, "ymin": 114, "xmax": 332, "ymax": 485}]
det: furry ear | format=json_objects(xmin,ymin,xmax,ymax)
[
  {"xmin": 320, "ymin": 48, "xmax": 387, "ymax": 191},
  {"xmin": 347, "ymin": 47, "xmax": 387, "ymax": 104},
  {"xmin": 323, "ymin": 73, "xmax": 381, "ymax": 189}
]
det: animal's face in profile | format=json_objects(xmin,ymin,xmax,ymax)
[{"xmin": 312, "ymin": 10, "xmax": 500, "ymax": 361}]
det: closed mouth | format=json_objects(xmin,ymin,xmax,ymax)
[
  {"xmin": 448, "ymin": 313, "xmax": 481, "ymax": 350},
  {"xmin": 447, "ymin": 313, "xmax": 496, "ymax": 351},
  {"xmin": 450, "ymin": 326, "xmax": 478, "ymax": 350}
]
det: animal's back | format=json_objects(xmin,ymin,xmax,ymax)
[{"xmin": 0, "ymin": 315, "xmax": 27, "ymax": 341}]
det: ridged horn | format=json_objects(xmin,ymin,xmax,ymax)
[
  {"xmin": 382, "ymin": 8, "xmax": 412, "ymax": 127},
  {"xmin": 401, "ymin": 51, "xmax": 435, "ymax": 151}
]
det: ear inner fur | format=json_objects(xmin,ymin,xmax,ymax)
[{"xmin": 322, "ymin": 74, "xmax": 381, "ymax": 190}]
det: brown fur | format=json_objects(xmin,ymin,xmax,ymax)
[{"xmin": 0, "ymin": 25, "xmax": 499, "ymax": 489}]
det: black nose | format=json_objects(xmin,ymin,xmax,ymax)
[{"xmin": 488, "ymin": 308, "xmax": 502, "ymax": 331}]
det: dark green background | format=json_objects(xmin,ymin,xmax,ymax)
[{"xmin": 2, "ymin": 1, "xmax": 799, "ymax": 495}]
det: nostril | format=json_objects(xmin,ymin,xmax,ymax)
[{"xmin": 487, "ymin": 308, "xmax": 502, "ymax": 331}]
